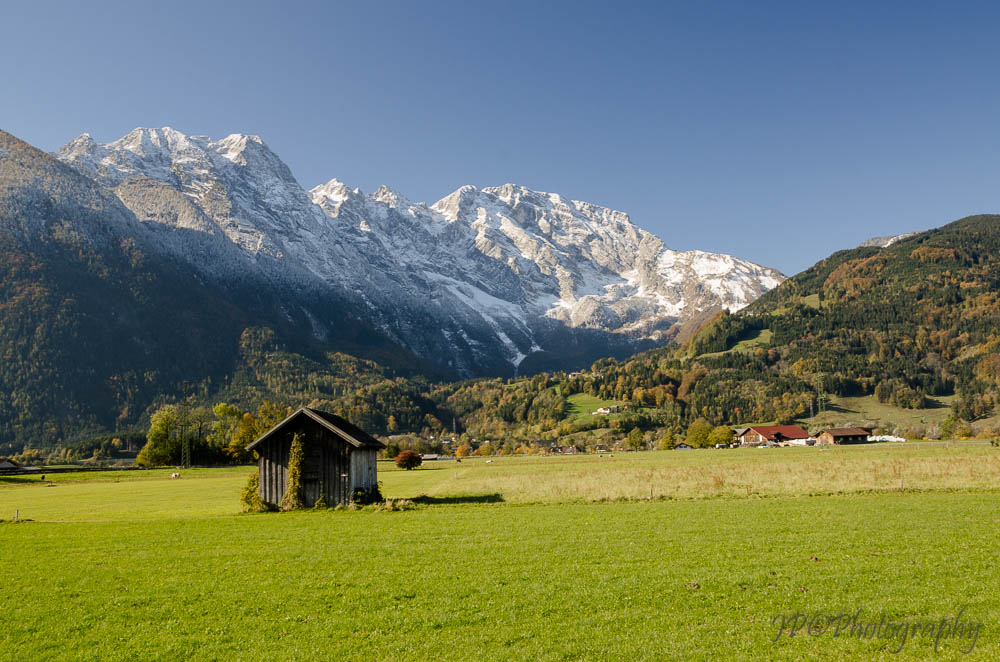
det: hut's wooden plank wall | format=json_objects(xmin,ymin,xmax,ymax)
[
  {"xmin": 257, "ymin": 417, "xmax": 377, "ymax": 507},
  {"xmin": 350, "ymin": 448, "xmax": 378, "ymax": 493},
  {"xmin": 258, "ymin": 435, "xmax": 288, "ymax": 505}
]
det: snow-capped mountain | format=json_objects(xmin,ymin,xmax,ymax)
[
  {"xmin": 57, "ymin": 127, "xmax": 785, "ymax": 375},
  {"xmin": 57, "ymin": 128, "xmax": 331, "ymax": 282}
]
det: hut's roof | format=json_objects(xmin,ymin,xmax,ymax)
[
  {"xmin": 246, "ymin": 407, "xmax": 385, "ymax": 451},
  {"xmin": 821, "ymin": 427, "xmax": 872, "ymax": 437}
]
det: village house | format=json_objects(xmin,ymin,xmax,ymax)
[
  {"xmin": 816, "ymin": 427, "xmax": 872, "ymax": 445},
  {"xmin": 247, "ymin": 407, "xmax": 384, "ymax": 507},
  {"xmin": 592, "ymin": 405, "xmax": 621, "ymax": 415},
  {"xmin": 734, "ymin": 425, "xmax": 811, "ymax": 447},
  {"xmin": 0, "ymin": 457, "xmax": 20, "ymax": 470}
]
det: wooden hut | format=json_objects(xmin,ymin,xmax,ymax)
[{"xmin": 246, "ymin": 407, "xmax": 384, "ymax": 507}]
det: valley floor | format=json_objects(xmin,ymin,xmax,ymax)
[{"xmin": 0, "ymin": 447, "xmax": 996, "ymax": 660}]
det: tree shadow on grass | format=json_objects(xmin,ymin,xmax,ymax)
[
  {"xmin": 379, "ymin": 462, "xmax": 453, "ymax": 472},
  {"xmin": 0, "ymin": 476, "xmax": 44, "ymax": 484},
  {"xmin": 410, "ymin": 493, "xmax": 504, "ymax": 505}
]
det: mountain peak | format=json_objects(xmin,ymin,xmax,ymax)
[
  {"xmin": 113, "ymin": 126, "xmax": 190, "ymax": 152},
  {"xmin": 213, "ymin": 132, "xmax": 273, "ymax": 166},
  {"xmin": 58, "ymin": 126, "xmax": 293, "ymax": 185},
  {"xmin": 481, "ymin": 183, "xmax": 556, "ymax": 207},
  {"xmin": 483, "ymin": 182, "xmax": 530, "ymax": 196},
  {"xmin": 310, "ymin": 178, "xmax": 359, "ymax": 215},
  {"xmin": 312, "ymin": 177, "xmax": 352, "ymax": 198},
  {"xmin": 430, "ymin": 184, "xmax": 481, "ymax": 220},
  {"xmin": 57, "ymin": 132, "xmax": 99, "ymax": 160},
  {"xmin": 372, "ymin": 184, "xmax": 411, "ymax": 208}
]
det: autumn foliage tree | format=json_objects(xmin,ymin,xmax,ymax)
[{"xmin": 395, "ymin": 449, "xmax": 422, "ymax": 470}]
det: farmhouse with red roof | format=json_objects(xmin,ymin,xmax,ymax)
[{"xmin": 735, "ymin": 425, "xmax": 811, "ymax": 447}]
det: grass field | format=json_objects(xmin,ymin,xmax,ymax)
[
  {"xmin": 386, "ymin": 443, "xmax": 1000, "ymax": 503},
  {"xmin": 1, "ymin": 447, "xmax": 997, "ymax": 660}
]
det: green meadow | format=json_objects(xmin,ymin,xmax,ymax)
[
  {"xmin": 563, "ymin": 393, "xmax": 623, "ymax": 424},
  {"xmin": 1, "ymin": 447, "xmax": 997, "ymax": 660}
]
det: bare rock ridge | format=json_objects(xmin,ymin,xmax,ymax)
[
  {"xmin": 56, "ymin": 126, "xmax": 786, "ymax": 375},
  {"xmin": 857, "ymin": 232, "xmax": 920, "ymax": 249}
]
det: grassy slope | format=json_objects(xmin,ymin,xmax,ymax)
[
  {"xmin": 798, "ymin": 394, "xmax": 1000, "ymax": 433},
  {"xmin": 699, "ymin": 328, "xmax": 774, "ymax": 359},
  {"xmin": 564, "ymin": 393, "xmax": 623, "ymax": 424},
  {"xmin": 1, "ymin": 450, "xmax": 997, "ymax": 660}
]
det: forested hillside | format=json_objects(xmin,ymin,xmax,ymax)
[{"xmin": 678, "ymin": 214, "xmax": 1000, "ymax": 424}]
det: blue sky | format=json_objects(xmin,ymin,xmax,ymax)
[{"xmin": 3, "ymin": 0, "xmax": 999, "ymax": 274}]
